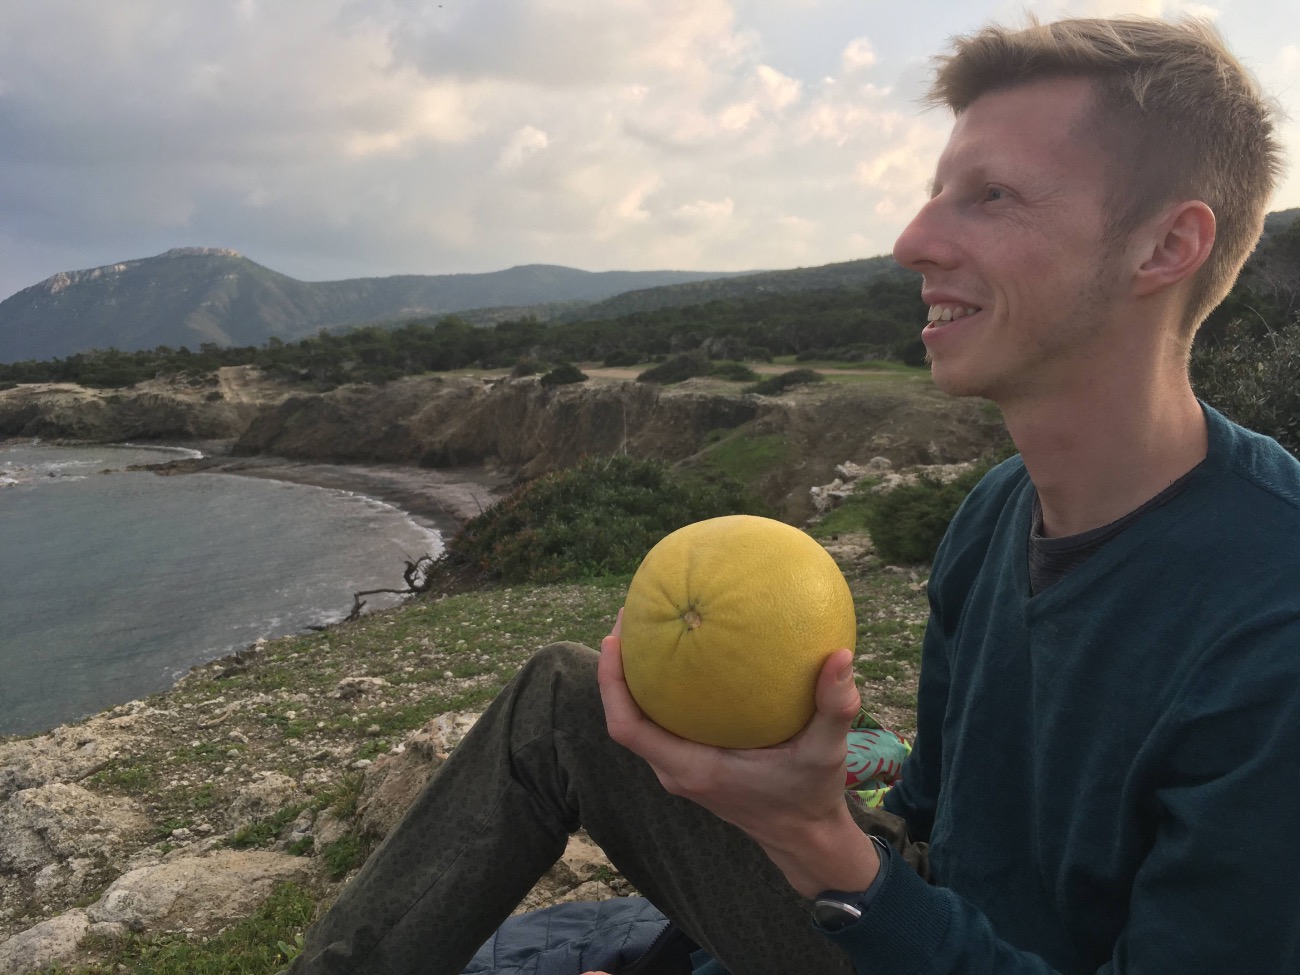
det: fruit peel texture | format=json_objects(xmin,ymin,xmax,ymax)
[{"xmin": 621, "ymin": 514, "xmax": 856, "ymax": 749}]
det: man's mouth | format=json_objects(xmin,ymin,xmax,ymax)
[{"xmin": 926, "ymin": 304, "xmax": 981, "ymax": 324}]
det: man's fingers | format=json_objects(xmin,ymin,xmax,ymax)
[{"xmin": 794, "ymin": 648, "xmax": 860, "ymax": 756}]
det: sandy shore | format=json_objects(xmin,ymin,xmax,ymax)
[{"xmin": 136, "ymin": 450, "xmax": 513, "ymax": 533}]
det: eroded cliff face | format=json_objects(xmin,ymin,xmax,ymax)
[
  {"xmin": 233, "ymin": 373, "xmax": 1006, "ymax": 520},
  {"xmin": 0, "ymin": 366, "xmax": 286, "ymax": 443},
  {"xmin": 235, "ymin": 374, "xmax": 762, "ymax": 476},
  {"xmin": 1, "ymin": 368, "xmax": 1007, "ymax": 521}
]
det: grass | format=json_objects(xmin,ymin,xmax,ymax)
[
  {"xmin": 15, "ymin": 542, "xmax": 929, "ymax": 973},
  {"xmin": 226, "ymin": 803, "xmax": 309, "ymax": 850},
  {"xmin": 809, "ymin": 479, "xmax": 881, "ymax": 538},
  {"xmin": 41, "ymin": 882, "xmax": 316, "ymax": 975},
  {"xmin": 769, "ymin": 356, "xmax": 930, "ymax": 382},
  {"xmin": 691, "ymin": 431, "xmax": 790, "ymax": 486}
]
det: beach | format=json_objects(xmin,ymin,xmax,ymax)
[{"xmin": 136, "ymin": 450, "xmax": 513, "ymax": 530}]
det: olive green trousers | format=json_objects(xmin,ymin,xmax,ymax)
[{"xmin": 288, "ymin": 642, "xmax": 927, "ymax": 975}]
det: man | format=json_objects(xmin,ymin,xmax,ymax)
[{"xmin": 290, "ymin": 16, "xmax": 1300, "ymax": 974}]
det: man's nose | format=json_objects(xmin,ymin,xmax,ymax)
[{"xmin": 892, "ymin": 197, "xmax": 951, "ymax": 272}]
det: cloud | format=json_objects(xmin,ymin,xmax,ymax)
[
  {"xmin": 842, "ymin": 37, "xmax": 877, "ymax": 73},
  {"xmin": 497, "ymin": 126, "xmax": 551, "ymax": 171},
  {"xmin": 1018, "ymin": 0, "xmax": 1220, "ymax": 19},
  {"xmin": 2, "ymin": 0, "xmax": 1295, "ymax": 305}
]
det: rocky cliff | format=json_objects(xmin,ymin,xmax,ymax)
[
  {"xmin": 2, "ymin": 367, "xmax": 1005, "ymax": 521},
  {"xmin": 231, "ymin": 372, "xmax": 1004, "ymax": 520},
  {"xmin": 0, "ymin": 366, "xmax": 286, "ymax": 443}
]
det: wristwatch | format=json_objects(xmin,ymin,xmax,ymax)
[
  {"xmin": 811, "ymin": 836, "xmax": 890, "ymax": 932},
  {"xmin": 811, "ymin": 891, "xmax": 870, "ymax": 932}
]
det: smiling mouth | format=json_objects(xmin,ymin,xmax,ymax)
[{"xmin": 926, "ymin": 304, "xmax": 981, "ymax": 324}]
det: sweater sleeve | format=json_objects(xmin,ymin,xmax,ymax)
[{"xmin": 821, "ymin": 617, "xmax": 1300, "ymax": 974}]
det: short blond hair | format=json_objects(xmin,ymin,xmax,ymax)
[{"xmin": 928, "ymin": 17, "xmax": 1284, "ymax": 335}]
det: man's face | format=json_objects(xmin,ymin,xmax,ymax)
[{"xmin": 892, "ymin": 76, "xmax": 1131, "ymax": 404}]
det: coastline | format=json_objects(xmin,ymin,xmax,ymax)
[
  {"xmin": 0, "ymin": 443, "xmax": 513, "ymax": 739},
  {"xmin": 139, "ymin": 451, "xmax": 513, "ymax": 531},
  {"xmin": 4, "ymin": 434, "xmax": 513, "ymax": 530}
]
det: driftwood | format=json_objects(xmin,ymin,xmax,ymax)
[{"xmin": 345, "ymin": 554, "xmax": 439, "ymax": 622}]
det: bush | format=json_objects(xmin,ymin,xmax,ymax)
[
  {"xmin": 444, "ymin": 454, "xmax": 769, "ymax": 583},
  {"xmin": 1191, "ymin": 316, "xmax": 1300, "ymax": 457},
  {"xmin": 539, "ymin": 362, "xmax": 588, "ymax": 386},
  {"xmin": 864, "ymin": 467, "xmax": 988, "ymax": 565},
  {"xmin": 636, "ymin": 354, "xmax": 711, "ymax": 385},
  {"xmin": 709, "ymin": 361, "xmax": 761, "ymax": 382},
  {"xmin": 511, "ymin": 357, "xmax": 549, "ymax": 378},
  {"xmin": 603, "ymin": 349, "xmax": 642, "ymax": 367},
  {"xmin": 744, "ymin": 368, "xmax": 824, "ymax": 396}
]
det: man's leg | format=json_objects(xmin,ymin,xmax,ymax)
[{"xmin": 291, "ymin": 642, "xmax": 907, "ymax": 974}]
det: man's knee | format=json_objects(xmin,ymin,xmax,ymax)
[
  {"xmin": 507, "ymin": 642, "xmax": 604, "ymax": 728},
  {"xmin": 526, "ymin": 640, "xmax": 598, "ymax": 676}
]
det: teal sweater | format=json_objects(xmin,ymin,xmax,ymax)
[{"xmin": 827, "ymin": 406, "xmax": 1300, "ymax": 972}]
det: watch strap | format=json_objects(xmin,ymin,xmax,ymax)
[{"xmin": 811, "ymin": 836, "xmax": 891, "ymax": 932}]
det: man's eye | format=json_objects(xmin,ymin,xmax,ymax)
[{"xmin": 983, "ymin": 186, "xmax": 1006, "ymax": 202}]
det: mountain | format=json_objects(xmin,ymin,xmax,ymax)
[
  {"xmin": 0, "ymin": 249, "xmax": 751, "ymax": 362},
  {"xmin": 550, "ymin": 255, "xmax": 910, "ymax": 322}
]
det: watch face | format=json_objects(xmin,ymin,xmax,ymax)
[{"xmin": 812, "ymin": 897, "xmax": 864, "ymax": 932}]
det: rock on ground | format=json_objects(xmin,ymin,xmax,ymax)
[
  {"xmin": 358, "ymin": 711, "xmax": 480, "ymax": 840},
  {"xmin": 0, "ymin": 783, "xmax": 149, "ymax": 875},
  {"xmin": 228, "ymin": 772, "xmax": 307, "ymax": 830},
  {"xmin": 87, "ymin": 850, "xmax": 317, "ymax": 933},
  {"xmin": 0, "ymin": 851, "xmax": 318, "ymax": 973},
  {"xmin": 0, "ymin": 909, "xmax": 90, "ymax": 975}
]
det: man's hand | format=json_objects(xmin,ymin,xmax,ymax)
[{"xmin": 598, "ymin": 610, "xmax": 881, "ymax": 897}]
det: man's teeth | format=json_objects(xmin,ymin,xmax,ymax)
[{"xmin": 926, "ymin": 305, "xmax": 979, "ymax": 323}]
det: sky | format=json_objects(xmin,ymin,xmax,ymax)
[{"xmin": 2, "ymin": 0, "xmax": 1299, "ymax": 302}]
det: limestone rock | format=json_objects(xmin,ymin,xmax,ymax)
[
  {"xmin": 0, "ymin": 909, "xmax": 90, "ymax": 975},
  {"xmin": 312, "ymin": 809, "xmax": 350, "ymax": 849},
  {"xmin": 357, "ymin": 711, "xmax": 480, "ymax": 839},
  {"xmin": 809, "ymin": 458, "xmax": 977, "ymax": 516},
  {"xmin": 0, "ymin": 708, "xmax": 151, "ymax": 801},
  {"xmin": 87, "ymin": 850, "xmax": 316, "ymax": 934},
  {"xmin": 513, "ymin": 832, "xmax": 623, "ymax": 916},
  {"xmin": 226, "ymin": 772, "xmax": 305, "ymax": 830},
  {"xmin": 556, "ymin": 830, "xmax": 613, "ymax": 883},
  {"xmin": 0, "ymin": 783, "xmax": 149, "ymax": 876}
]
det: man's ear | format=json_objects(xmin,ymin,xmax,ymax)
[{"xmin": 1132, "ymin": 201, "xmax": 1216, "ymax": 298}]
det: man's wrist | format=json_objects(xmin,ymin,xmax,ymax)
[
  {"xmin": 759, "ymin": 807, "xmax": 882, "ymax": 897},
  {"xmin": 812, "ymin": 836, "xmax": 891, "ymax": 932}
]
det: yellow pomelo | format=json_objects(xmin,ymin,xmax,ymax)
[{"xmin": 620, "ymin": 514, "xmax": 856, "ymax": 749}]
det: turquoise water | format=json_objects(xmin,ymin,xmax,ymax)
[{"xmin": 0, "ymin": 443, "xmax": 444, "ymax": 736}]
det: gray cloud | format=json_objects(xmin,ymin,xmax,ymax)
[{"xmin": 1, "ymin": 0, "xmax": 1296, "ymax": 302}]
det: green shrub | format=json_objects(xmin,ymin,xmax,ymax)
[
  {"xmin": 444, "ymin": 454, "xmax": 768, "ymax": 583},
  {"xmin": 864, "ymin": 467, "xmax": 988, "ymax": 565},
  {"xmin": 511, "ymin": 357, "xmax": 548, "ymax": 378},
  {"xmin": 1191, "ymin": 316, "xmax": 1300, "ymax": 457},
  {"xmin": 603, "ymin": 349, "xmax": 642, "ymax": 367},
  {"xmin": 321, "ymin": 833, "xmax": 369, "ymax": 879},
  {"xmin": 539, "ymin": 362, "xmax": 588, "ymax": 386},
  {"xmin": 744, "ymin": 368, "xmax": 824, "ymax": 396},
  {"xmin": 709, "ymin": 361, "xmax": 761, "ymax": 382},
  {"xmin": 636, "ymin": 354, "xmax": 710, "ymax": 385}
]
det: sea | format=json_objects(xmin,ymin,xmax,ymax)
[{"xmin": 0, "ymin": 442, "xmax": 446, "ymax": 737}]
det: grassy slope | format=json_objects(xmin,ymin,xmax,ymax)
[{"xmin": 30, "ymin": 547, "xmax": 927, "ymax": 974}]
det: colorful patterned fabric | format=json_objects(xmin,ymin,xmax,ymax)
[{"xmin": 844, "ymin": 708, "xmax": 910, "ymax": 808}]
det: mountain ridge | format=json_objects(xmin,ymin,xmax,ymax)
[
  {"xmin": 6, "ymin": 205, "xmax": 1297, "ymax": 364},
  {"xmin": 0, "ymin": 251, "xmax": 756, "ymax": 362}
]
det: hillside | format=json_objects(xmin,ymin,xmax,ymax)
[
  {"xmin": 0, "ymin": 250, "xmax": 749, "ymax": 363},
  {"xmin": 554, "ymin": 255, "xmax": 910, "ymax": 321}
]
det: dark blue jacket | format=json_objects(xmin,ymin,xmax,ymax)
[{"xmin": 463, "ymin": 897, "xmax": 696, "ymax": 975}]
